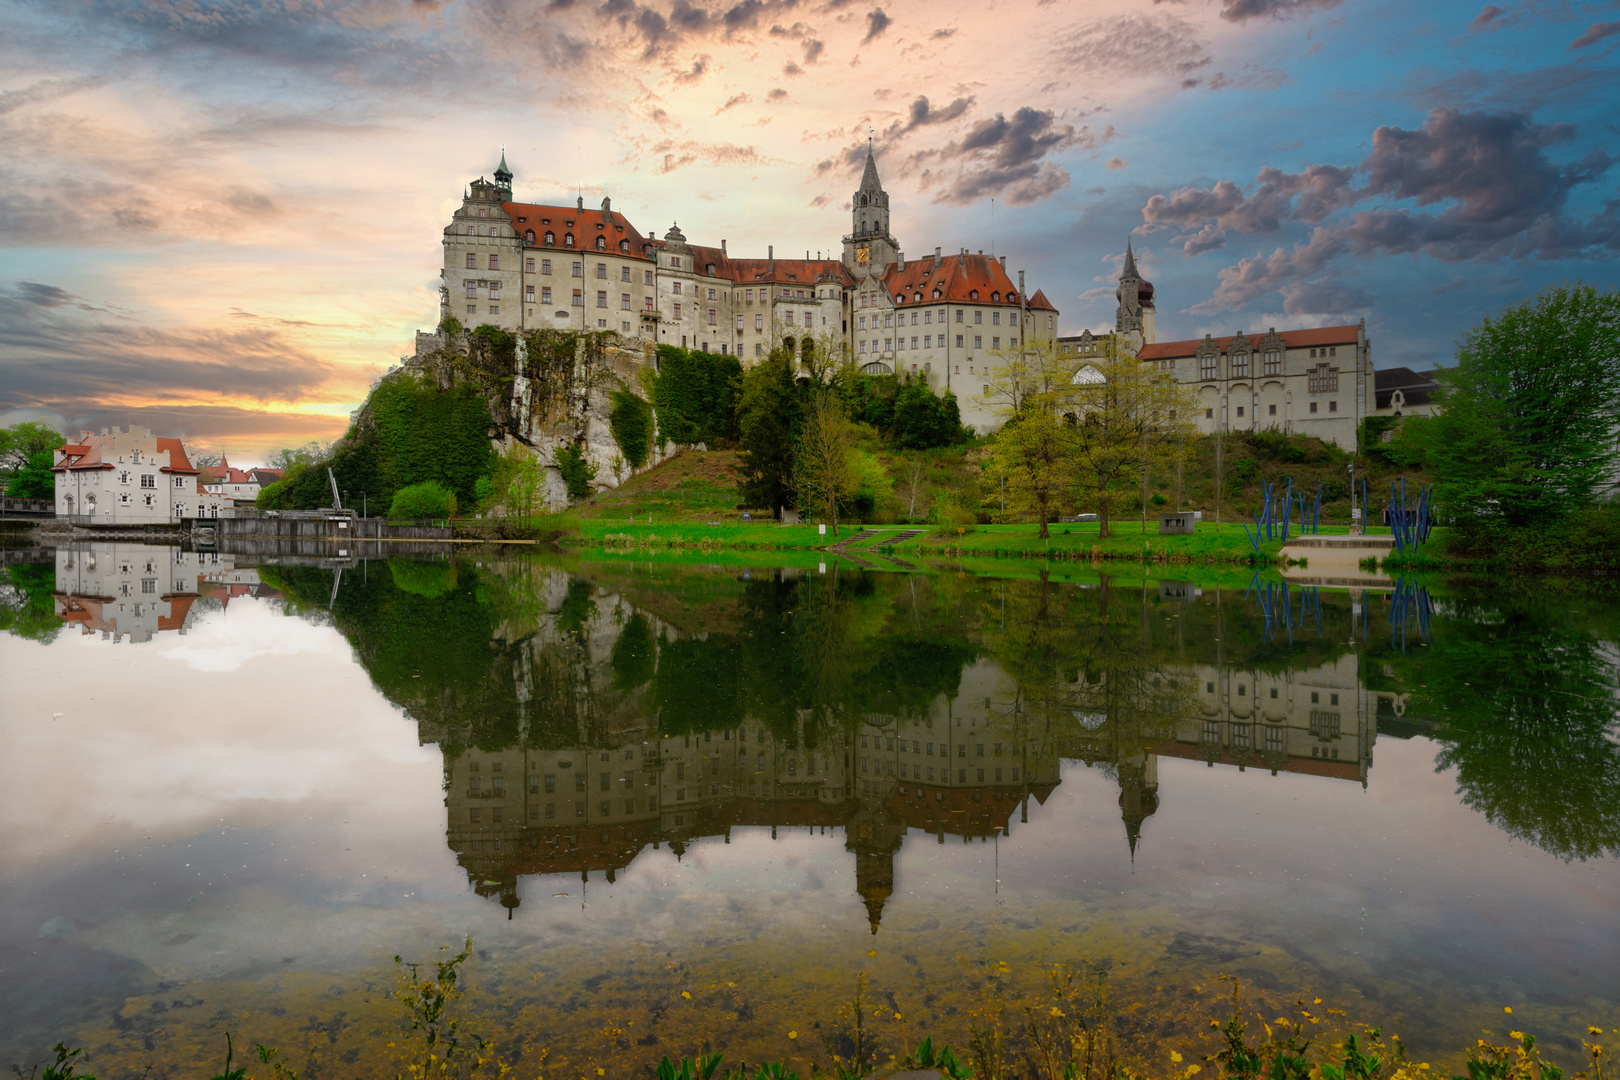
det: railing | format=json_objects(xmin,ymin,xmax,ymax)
[{"xmin": 0, "ymin": 496, "xmax": 54, "ymax": 515}]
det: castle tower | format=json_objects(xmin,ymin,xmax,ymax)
[
  {"xmin": 1117, "ymin": 751, "xmax": 1160, "ymax": 862},
  {"xmin": 1114, "ymin": 240, "xmax": 1156, "ymax": 353},
  {"xmin": 493, "ymin": 150, "xmax": 513, "ymax": 201},
  {"xmin": 843, "ymin": 142, "xmax": 898, "ymax": 280}
]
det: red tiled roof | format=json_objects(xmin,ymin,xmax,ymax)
[
  {"xmin": 1154, "ymin": 740, "xmax": 1362, "ymax": 782},
  {"xmin": 502, "ymin": 202, "xmax": 655, "ymax": 261},
  {"xmin": 1137, "ymin": 324, "xmax": 1361, "ymax": 361},
  {"xmin": 724, "ymin": 256, "xmax": 854, "ymax": 288},
  {"xmin": 156, "ymin": 438, "xmax": 197, "ymax": 474},
  {"xmin": 879, "ymin": 252, "xmax": 1054, "ymax": 313},
  {"xmin": 1027, "ymin": 288, "xmax": 1058, "ymax": 313}
]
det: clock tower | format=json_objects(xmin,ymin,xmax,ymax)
[{"xmin": 843, "ymin": 142, "xmax": 898, "ymax": 280}]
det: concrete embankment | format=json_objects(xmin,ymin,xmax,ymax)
[{"xmin": 1279, "ymin": 534, "xmax": 1396, "ymax": 588}]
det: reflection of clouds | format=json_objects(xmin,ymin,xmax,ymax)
[
  {"xmin": 159, "ymin": 597, "xmax": 342, "ymax": 672},
  {"xmin": 0, "ymin": 600, "xmax": 441, "ymax": 862}
]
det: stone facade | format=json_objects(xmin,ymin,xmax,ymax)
[{"xmin": 437, "ymin": 147, "xmax": 1060, "ymax": 433}]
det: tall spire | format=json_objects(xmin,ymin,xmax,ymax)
[
  {"xmin": 859, "ymin": 141, "xmax": 883, "ymax": 194},
  {"xmin": 1122, "ymin": 237, "xmax": 1139, "ymax": 279},
  {"xmin": 494, "ymin": 148, "xmax": 513, "ymax": 200}
]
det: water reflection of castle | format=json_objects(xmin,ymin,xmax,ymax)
[
  {"xmin": 438, "ymin": 649, "xmax": 1375, "ymax": 928},
  {"xmin": 49, "ymin": 543, "xmax": 277, "ymax": 642}
]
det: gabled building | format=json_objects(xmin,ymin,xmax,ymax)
[
  {"xmin": 200, "ymin": 458, "xmax": 283, "ymax": 504},
  {"xmin": 51, "ymin": 427, "xmax": 233, "ymax": 523},
  {"xmin": 436, "ymin": 145, "xmax": 1060, "ymax": 432}
]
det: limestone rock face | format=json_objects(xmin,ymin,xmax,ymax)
[{"xmin": 411, "ymin": 327, "xmax": 675, "ymax": 512}]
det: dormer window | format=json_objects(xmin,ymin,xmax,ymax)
[
  {"xmin": 707, "ymin": 263, "xmax": 716, "ymax": 276},
  {"xmin": 620, "ymin": 240, "xmax": 631, "ymax": 253},
  {"xmin": 933, "ymin": 288, "xmax": 941, "ymax": 299},
  {"xmin": 545, "ymin": 231, "xmax": 555, "ymax": 245},
  {"xmin": 596, "ymin": 222, "xmax": 604, "ymax": 230},
  {"xmin": 991, "ymin": 291, "xmax": 999, "ymax": 301},
  {"xmin": 969, "ymin": 290, "xmax": 979, "ymax": 300},
  {"xmin": 595, "ymin": 235, "xmax": 606, "ymax": 250},
  {"xmin": 564, "ymin": 233, "xmax": 575, "ymax": 248},
  {"xmin": 517, "ymin": 216, "xmax": 526, "ymax": 223},
  {"xmin": 525, "ymin": 229, "xmax": 535, "ymax": 242}
]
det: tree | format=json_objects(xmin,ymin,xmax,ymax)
[
  {"xmin": 1424, "ymin": 284, "xmax": 1620, "ymax": 529},
  {"xmin": 0, "ymin": 419, "xmax": 62, "ymax": 475},
  {"xmin": 651, "ymin": 347, "xmax": 742, "ymax": 446},
  {"xmin": 388, "ymin": 480, "xmax": 456, "ymax": 520},
  {"xmin": 894, "ymin": 458, "xmax": 931, "ymax": 522},
  {"xmin": 7, "ymin": 450, "xmax": 54, "ymax": 499},
  {"xmin": 983, "ymin": 338, "xmax": 1081, "ymax": 418},
  {"xmin": 1064, "ymin": 343, "xmax": 1197, "ymax": 538},
  {"xmin": 267, "ymin": 442, "xmax": 328, "ymax": 472},
  {"xmin": 737, "ymin": 349, "xmax": 801, "ymax": 514},
  {"xmin": 796, "ymin": 393, "xmax": 860, "ymax": 535},
  {"xmin": 989, "ymin": 405, "xmax": 1072, "ymax": 538},
  {"xmin": 190, "ymin": 450, "xmax": 224, "ymax": 468}
]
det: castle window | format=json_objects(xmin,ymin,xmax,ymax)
[
  {"xmin": 956, "ymin": 334, "xmax": 964, "ymax": 347},
  {"xmin": 596, "ymin": 262, "xmax": 607, "ymax": 278},
  {"xmin": 933, "ymin": 288, "xmax": 941, "ymax": 299},
  {"xmin": 488, "ymin": 281, "xmax": 500, "ymax": 298},
  {"xmin": 595, "ymin": 236, "xmax": 606, "ymax": 250},
  {"xmin": 525, "ymin": 257, "xmax": 535, "ymax": 272},
  {"xmin": 544, "ymin": 231, "xmax": 555, "ymax": 245},
  {"xmin": 622, "ymin": 293, "xmax": 631, "ymax": 309},
  {"xmin": 488, "ymin": 254, "xmax": 499, "ymax": 270},
  {"xmin": 1263, "ymin": 349, "xmax": 1281, "ymax": 375},
  {"xmin": 465, "ymin": 253, "xmax": 476, "ymax": 269},
  {"xmin": 1231, "ymin": 351, "xmax": 1249, "ymax": 378},
  {"xmin": 1309, "ymin": 401, "xmax": 1318, "ymax": 413},
  {"xmin": 736, "ymin": 315, "xmax": 744, "ymax": 331},
  {"xmin": 466, "ymin": 284, "xmax": 477, "ymax": 299},
  {"xmin": 708, "ymin": 264, "xmax": 716, "ymax": 276},
  {"xmin": 620, "ymin": 240, "xmax": 630, "ymax": 253},
  {"xmin": 564, "ymin": 233, "xmax": 574, "ymax": 247},
  {"xmin": 1201, "ymin": 355, "xmax": 1218, "ymax": 380},
  {"xmin": 1308, "ymin": 365, "xmax": 1338, "ymax": 393},
  {"xmin": 541, "ymin": 259, "xmax": 552, "ymax": 274},
  {"xmin": 1206, "ymin": 408, "xmax": 1214, "ymax": 419},
  {"xmin": 596, "ymin": 291, "xmax": 607, "ymax": 307},
  {"xmin": 707, "ymin": 288, "xmax": 716, "ymax": 300},
  {"xmin": 974, "ymin": 310, "xmax": 983, "ymax": 324},
  {"xmin": 644, "ymin": 296, "xmax": 654, "ymax": 310},
  {"xmin": 1329, "ymin": 400, "xmax": 1338, "ymax": 412},
  {"xmin": 974, "ymin": 336, "xmax": 982, "ymax": 349},
  {"xmin": 572, "ymin": 289, "xmax": 583, "ymax": 306},
  {"xmin": 645, "ymin": 270, "xmax": 653, "ymax": 285},
  {"xmin": 526, "ymin": 285, "xmax": 535, "ymax": 302},
  {"xmin": 673, "ymin": 303, "xmax": 682, "ymax": 319},
  {"xmin": 992, "ymin": 311, "xmax": 1001, "ymax": 325},
  {"xmin": 708, "ymin": 309, "xmax": 716, "ymax": 325},
  {"xmin": 571, "ymin": 261, "xmax": 582, "ymax": 277},
  {"xmin": 992, "ymin": 337, "xmax": 1000, "ymax": 349},
  {"xmin": 969, "ymin": 290, "xmax": 978, "ymax": 300},
  {"xmin": 478, "ymin": 207, "xmax": 487, "ymax": 218},
  {"xmin": 672, "ymin": 281, "xmax": 682, "ymax": 295},
  {"xmin": 755, "ymin": 314, "xmax": 764, "ymax": 330},
  {"xmin": 1269, "ymin": 403, "xmax": 1277, "ymax": 415},
  {"xmin": 991, "ymin": 291, "xmax": 999, "ymax": 302},
  {"xmin": 621, "ymin": 266, "xmax": 631, "ymax": 281}
]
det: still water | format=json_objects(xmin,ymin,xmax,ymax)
[{"xmin": 1, "ymin": 543, "xmax": 1616, "ymax": 1077}]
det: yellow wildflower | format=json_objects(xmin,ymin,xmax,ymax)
[
  {"xmin": 1172, "ymin": 1051, "xmax": 1184, "ymax": 1063},
  {"xmin": 681, "ymin": 991, "xmax": 691, "ymax": 999},
  {"xmin": 789, "ymin": 1031, "xmax": 799, "ymax": 1040}
]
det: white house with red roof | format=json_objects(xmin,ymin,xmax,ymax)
[
  {"xmin": 51, "ymin": 427, "xmax": 233, "ymax": 523},
  {"xmin": 199, "ymin": 457, "xmax": 284, "ymax": 504},
  {"xmin": 436, "ymin": 146, "xmax": 1060, "ymax": 432}
]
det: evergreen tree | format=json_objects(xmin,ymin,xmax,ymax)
[
  {"xmin": 1425, "ymin": 284, "xmax": 1620, "ymax": 529},
  {"xmin": 737, "ymin": 350, "xmax": 801, "ymax": 514}
]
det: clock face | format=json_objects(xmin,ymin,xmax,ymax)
[{"xmin": 856, "ymin": 246, "xmax": 870, "ymax": 265}]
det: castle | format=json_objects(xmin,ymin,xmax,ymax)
[{"xmin": 438, "ymin": 147, "xmax": 1059, "ymax": 432}]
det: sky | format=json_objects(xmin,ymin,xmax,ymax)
[{"xmin": 0, "ymin": 0, "xmax": 1616, "ymax": 463}]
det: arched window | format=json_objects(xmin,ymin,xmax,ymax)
[
  {"xmin": 861, "ymin": 194, "xmax": 869, "ymax": 205},
  {"xmin": 595, "ymin": 235, "xmax": 606, "ymax": 250},
  {"xmin": 564, "ymin": 233, "xmax": 575, "ymax": 248},
  {"xmin": 707, "ymin": 263, "xmax": 716, "ymax": 276},
  {"xmin": 525, "ymin": 229, "xmax": 535, "ymax": 242},
  {"xmin": 545, "ymin": 231, "xmax": 555, "ymax": 245}
]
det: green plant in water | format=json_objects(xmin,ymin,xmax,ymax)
[
  {"xmin": 392, "ymin": 937, "xmax": 493, "ymax": 1079},
  {"xmin": 13, "ymin": 1043, "xmax": 96, "ymax": 1080},
  {"xmin": 656, "ymin": 1054, "xmax": 725, "ymax": 1080},
  {"xmin": 907, "ymin": 1037, "xmax": 972, "ymax": 1079}
]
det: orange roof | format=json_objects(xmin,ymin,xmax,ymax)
[
  {"xmin": 880, "ymin": 252, "xmax": 1054, "ymax": 313},
  {"xmin": 156, "ymin": 437, "xmax": 196, "ymax": 474},
  {"xmin": 1027, "ymin": 288, "xmax": 1058, "ymax": 313},
  {"xmin": 1138, "ymin": 324, "xmax": 1361, "ymax": 361},
  {"xmin": 502, "ymin": 201, "xmax": 655, "ymax": 261},
  {"xmin": 53, "ymin": 430, "xmax": 196, "ymax": 474},
  {"xmin": 724, "ymin": 256, "xmax": 854, "ymax": 288}
]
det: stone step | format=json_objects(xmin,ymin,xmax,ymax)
[
  {"xmin": 1283, "ymin": 534, "xmax": 1395, "ymax": 549},
  {"xmin": 873, "ymin": 528, "xmax": 926, "ymax": 546}
]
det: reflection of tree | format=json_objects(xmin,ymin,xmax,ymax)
[
  {"xmin": 0, "ymin": 559, "xmax": 60, "ymax": 644},
  {"xmin": 1376, "ymin": 587, "xmax": 1620, "ymax": 861}
]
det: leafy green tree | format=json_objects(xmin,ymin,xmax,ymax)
[
  {"xmin": 651, "ymin": 347, "xmax": 742, "ymax": 446},
  {"xmin": 389, "ymin": 480, "xmax": 456, "ymax": 519},
  {"xmin": 737, "ymin": 350, "xmax": 801, "ymax": 514},
  {"xmin": 0, "ymin": 419, "xmax": 62, "ymax": 475},
  {"xmin": 1425, "ymin": 284, "xmax": 1620, "ymax": 528},
  {"xmin": 893, "ymin": 380, "xmax": 966, "ymax": 449},
  {"xmin": 795, "ymin": 392, "xmax": 859, "ymax": 534},
  {"xmin": 8, "ymin": 449, "xmax": 55, "ymax": 498},
  {"xmin": 0, "ymin": 561, "xmax": 61, "ymax": 643}
]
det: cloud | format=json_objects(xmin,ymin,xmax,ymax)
[
  {"xmin": 1106, "ymin": 157, "xmax": 1128, "ymax": 170},
  {"xmin": 645, "ymin": 139, "xmax": 775, "ymax": 173},
  {"xmin": 767, "ymin": 88, "xmax": 788, "ymax": 101},
  {"xmin": 1470, "ymin": 5, "xmax": 1504, "ymax": 30},
  {"xmin": 803, "ymin": 38, "xmax": 825, "ymax": 63},
  {"xmin": 1218, "ymin": 0, "xmax": 1342, "ymax": 22},
  {"xmin": 1049, "ymin": 14, "xmax": 1209, "ymax": 81},
  {"xmin": 912, "ymin": 107, "xmax": 1082, "ymax": 205},
  {"xmin": 1189, "ymin": 227, "xmax": 1346, "ymax": 312},
  {"xmin": 0, "ymin": 282, "xmax": 338, "ymax": 413},
  {"xmin": 862, "ymin": 8, "xmax": 890, "ymax": 43},
  {"xmin": 1171, "ymin": 223, "xmax": 1227, "ymax": 255},
  {"xmin": 1569, "ymin": 21, "xmax": 1620, "ymax": 49},
  {"xmin": 673, "ymin": 55, "xmax": 710, "ymax": 83},
  {"xmin": 716, "ymin": 91, "xmax": 751, "ymax": 113},
  {"xmin": 931, "ymin": 27, "xmax": 956, "ymax": 39},
  {"xmin": 1143, "ymin": 164, "xmax": 1359, "ymax": 235}
]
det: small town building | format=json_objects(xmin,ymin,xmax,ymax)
[
  {"xmin": 51, "ymin": 427, "xmax": 233, "ymax": 523},
  {"xmin": 200, "ymin": 458, "xmax": 284, "ymax": 505}
]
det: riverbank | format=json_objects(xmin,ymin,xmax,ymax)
[
  {"xmin": 530, "ymin": 516, "xmax": 1366, "ymax": 566},
  {"xmin": 1380, "ymin": 504, "xmax": 1620, "ymax": 575}
]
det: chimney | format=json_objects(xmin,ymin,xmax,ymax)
[
  {"xmin": 768, "ymin": 245, "xmax": 773, "ymax": 259},
  {"xmin": 577, "ymin": 195, "xmax": 584, "ymax": 211},
  {"xmin": 999, "ymin": 255, "xmax": 1006, "ymax": 270},
  {"xmin": 897, "ymin": 254, "xmax": 905, "ymax": 271},
  {"xmin": 933, "ymin": 246, "xmax": 941, "ymax": 269},
  {"xmin": 721, "ymin": 239, "xmax": 727, "ymax": 254},
  {"xmin": 601, "ymin": 195, "xmax": 612, "ymax": 213}
]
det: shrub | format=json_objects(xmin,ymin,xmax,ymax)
[
  {"xmin": 554, "ymin": 443, "xmax": 598, "ymax": 500},
  {"xmin": 610, "ymin": 389, "xmax": 655, "ymax": 469},
  {"xmin": 389, "ymin": 480, "xmax": 456, "ymax": 520},
  {"xmin": 652, "ymin": 347, "xmax": 742, "ymax": 446}
]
